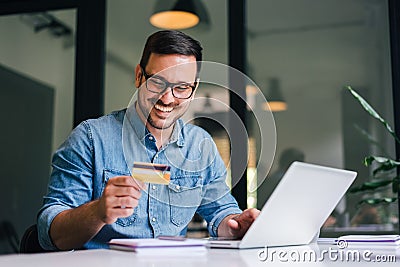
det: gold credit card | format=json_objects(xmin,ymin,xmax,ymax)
[{"xmin": 132, "ymin": 162, "xmax": 171, "ymax": 184}]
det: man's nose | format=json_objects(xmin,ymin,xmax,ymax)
[{"xmin": 159, "ymin": 87, "xmax": 175, "ymax": 104}]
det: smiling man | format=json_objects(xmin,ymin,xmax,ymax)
[
  {"xmin": 37, "ymin": 30, "xmax": 259, "ymax": 251},
  {"xmin": 135, "ymin": 52, "xmax": 198, "ymax": 147}
]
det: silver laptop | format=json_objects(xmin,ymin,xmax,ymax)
[{"xmin": 207, "ymin": 161, "xmax": 357, "ymax": 249}]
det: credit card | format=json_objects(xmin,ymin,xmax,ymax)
[{"xmin": 132, "ymin": 162, "xmax": 171, "ymax": 184}]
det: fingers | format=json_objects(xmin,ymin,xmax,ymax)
[
  {"xmin": 97, "ymin": 176, "xmax": 145, "ymax": 224},
  {"xmin": 111, "ymin": 195, "xmax": 140, "ymax": 209},
  {"xmin": 238, "ymin": 208, "xmax": 260, "ymax": 223},
  {"xmin": 234, "ymin": 208, "xmax": 259, "ymax": 222},
  {"xmin": 108, "ymin": 185, "xmax": 142, "ymax": 199},
  {"xmin": 109, "ymin": 176, "xmax": 145, "ymax": 190},
  {"xmin": 228, "ymin": 208, "xmax": 260, "ymax": 238},
  {"xmin": 104, "ymin": 177, "xmax": 142, "ymax": 199},
  {"xmin": 227, "ymin": 218, "xmax": 240, "ymax": 231},
  {"xmin": 106, "ymin": 176, "xmax": 143, "ymax": 203}
]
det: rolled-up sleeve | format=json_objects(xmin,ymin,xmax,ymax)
[
  {"xmin": 196, "ymin": 145, "xmax": 242, "ymax": 237},
  {"xmin": 168, "ymin": 123, "xmax": 243, "ymax": 237},
  {"xmin": 208, "ymin": 201, "xmax": 242, "ymax": 237},
  {"xmin": 37, "ymin": 204, "xmax": 70, "ymax": 250},
  {"xmin": 37, "ymin": 122, "xmax": 94, "ymax": 250},
  {"xmin": 197, "ymin": 177, "xmax": 242, "ymax": 237}
]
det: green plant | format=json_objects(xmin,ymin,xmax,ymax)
[{"xmin": 346, "ymin": 86, "xmax": 399, "ymax": 209}]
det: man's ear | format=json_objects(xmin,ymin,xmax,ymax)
[
  {"xmin": 134, "ymin": 64, "xmax": 142, "ymax": 88},
  {"xmin": 190, "ymin": 78, "xmax": 200, "ymax": 100}
]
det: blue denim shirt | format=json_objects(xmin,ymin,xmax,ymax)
[{"xmin": 37, "ymin": 107, "xmax": 242, "ymax": 250}]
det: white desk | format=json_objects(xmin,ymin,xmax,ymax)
[{"xmin": 0, "ymin": 244, "xmax": 398, "ymax": 267}]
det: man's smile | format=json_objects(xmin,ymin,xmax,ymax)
[{"xmin": 154, "ymin": 103, "xmax": 174, "ymax": 113}]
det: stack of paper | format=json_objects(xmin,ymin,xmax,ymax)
[
  {"xmin": 337, "ymin": 235, "xmax": 400, "ymax": 247},
  {"xmin": 108, "ymin": 238, "xmax": 207, "ymax": 255}
]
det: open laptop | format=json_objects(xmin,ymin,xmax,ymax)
[{"xmin": 207, "ymin": 161, "xmax": 357, "ymax": 249}]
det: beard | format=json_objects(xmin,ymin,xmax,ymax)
[
  {"xmin": 138, "ymin": 99, "xmax": 178, "ymax": 130},
  {"xmin": 147, "ymin": 112, "xmax": 175, "ymax": 130}
]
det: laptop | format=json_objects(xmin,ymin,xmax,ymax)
[{"xmin": 207, "ymin": 161, "xmax": 357, "ymax": 249}]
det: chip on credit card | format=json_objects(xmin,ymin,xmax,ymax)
[{"xmin": 132, "ymin": 162, "xmax": 171, "ymax": 184}]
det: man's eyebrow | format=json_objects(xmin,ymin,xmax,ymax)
[
  {"xmin": 150, "ymin": 74, "xmax": 195, "ymax": 84},
  {"xmin": 147, "ymin": 73, "xmax": 166, "ymax": 80}
]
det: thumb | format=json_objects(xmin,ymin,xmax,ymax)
[{"xmin": 227, "ymin": 218, "xmax": 240, "ymax": 230}]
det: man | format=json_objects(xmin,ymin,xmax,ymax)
[{"xmin": 38, "ymin": 30, "xmax": 259, "ymax": 250}]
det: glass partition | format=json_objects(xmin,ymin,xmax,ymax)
[
  {"xmin": 106, "ymin": 0, "xmax": 398, "ymax": 237},
  {"xmin": 248, "ymin": 0, "xmax": 397, "ymax": 235},
  {"xmin": 105, "ymin": 0, "xmax": 229, "ymax": 237},
  {"xmin": 0, "ymin": 10, "xmax": 76, "ymax": 253}
]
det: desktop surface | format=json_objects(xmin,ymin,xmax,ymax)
[{"xmin": 0, "ymin": 243, "xmax": 398, "ymax": 267}]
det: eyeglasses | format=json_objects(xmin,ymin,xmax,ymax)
[{"xmin": 140, "ymin": 66, "xmax": 198, "ymax": 99}]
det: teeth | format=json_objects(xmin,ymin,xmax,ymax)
[{"xmin": 155, "ymin": 104, "xmax": 173, "ymax": 112}]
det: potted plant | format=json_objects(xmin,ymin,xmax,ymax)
[{"xmin": 346, "ymin": 86, "xmax": 399, "ymax": 230}]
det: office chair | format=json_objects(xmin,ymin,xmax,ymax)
[
  {"xmin": 19, "ymin": 224, "xmax": 47, "ymax": 253},
  {"xmin": 0, "ymin": 221, "xmax": 19, "ymax": 253}
]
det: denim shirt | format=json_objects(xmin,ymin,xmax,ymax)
[{"xmin": 37, "ymin": 107, "xmax": 242, "ymax": 250}]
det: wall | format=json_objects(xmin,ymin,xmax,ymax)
[
  {"xmin": 0, "ymin": 10, "xmax": 76, "ymax": 151},
  {"xmin": 0, "ymin": 10, "xmax": 76, "ymax": 249}
]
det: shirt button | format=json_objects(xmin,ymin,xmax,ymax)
[
  {"xmin": 152, "ymin": 185, "xmax": 156, "ymax": 190},
  {"xmin": 152, "ymin": 217, "xmax": 156, "ymax": 222},
  {"xmin": 149, "ymin": 136, "xmax": 153, "ymax": 140},
  {"xmin": 154, "ymin": 154, "xmax": 158, "ymax": 159},
  {"xmin": 175, "ymin": 185, "xmax": 180, "ymax": 190}
]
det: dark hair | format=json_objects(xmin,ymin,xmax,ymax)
[{"xmin": 139, "ymin": 30, "xmax": 203, "ymax": 76}]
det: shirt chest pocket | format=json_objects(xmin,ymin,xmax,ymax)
[
  {"xmin": 168, "ymin": 175, "xmax": 203, "ymax": 227},
  {"xmin": 103, "ymin": 169, "xmax": 139, "ymax": 226}
]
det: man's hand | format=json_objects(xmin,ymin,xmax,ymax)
[
  {"xmin": 95, "ymin": 176, "xmax": 144, "ymax": 224},
  {"xmin": 50, "ymin": 176, "xmax": 144, "ymax": 250},
  {"xmin": 217, "ymin": 208, "xmax": 260, "ymax": 238}
]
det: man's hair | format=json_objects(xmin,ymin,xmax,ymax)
[{"xmin": 139, "ymin": 30, "xmax": 203, "ymax": 76}]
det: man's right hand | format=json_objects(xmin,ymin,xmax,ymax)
[
  {"xmin": 50, "ymin": 176, "xmax": 144, "ymax": 250},
  {"xmin": 95, "ymin": 176, "xmax": 144, "ymax": 224}
]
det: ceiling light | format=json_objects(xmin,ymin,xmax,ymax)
[
  {"xmin": 150, "ymin": 0, "xmax": 209, "ymax": 30},
  {"xmin": 262, "ymin": 78, "xmax": 287, "ymax": 112}
]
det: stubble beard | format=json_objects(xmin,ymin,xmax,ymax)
[
  {"xmin": 138, "ymin": 99, "xmax": 176, "ymax": 130},
  {"xmin": 147, "ymin": 113, "xmax": 175, "ymax": 130}
]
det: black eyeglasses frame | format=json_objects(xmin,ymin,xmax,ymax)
[{"xmin": 140, "ymin": 65, "xmax": 198, "ymax": 100}]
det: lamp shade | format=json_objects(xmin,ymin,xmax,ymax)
[
  {"xmin": 150, "ymin": 0, "xmax": 209, "ymax": 30},
  {"xmin": 263, "ymin": 78, "xmax": 287, "ymax": 112}
]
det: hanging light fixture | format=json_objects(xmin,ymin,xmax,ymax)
[
  {"xmin": 262, "ymin": 78, "xmax": 287, "ymax": 112},
  {"xmin": 150, "ymin": 0, "xmax": 209, "ymax": 30}
]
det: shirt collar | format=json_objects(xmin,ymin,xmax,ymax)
[
  {"xmin": 127, "ymin": 103, "xmax": 185, "ymax": 147},
  {"xmin": 170, "ymin": 119, "xmax": 185, "ymax": 147}
]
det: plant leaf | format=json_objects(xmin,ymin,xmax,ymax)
[
  {"xmin": 346, "ymin": 86, "xmax": 400, "ymax": 145},
  {"xmin": 353, "ymin": 124, "xmax": 389, "ymax": 156},
  {"xmin": 349, "ymin": 179, "xmax": 394, "ymax": 193},
  {"xmin": 357, "ymin": 197, "xmax": 397, "ymax": 207},
  {"xmin": 364, "ymin": 156, "xmax": 400, "ymax": 175}
]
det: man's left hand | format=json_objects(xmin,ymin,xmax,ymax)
[{"xmin": 218, "ymin": 208, "xmax": 260, "ymax": 238}]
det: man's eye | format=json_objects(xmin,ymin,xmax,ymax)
[
  {"xmin": 149, "ymin": 79, "xmax": 165, "ymax": 87},
  {"xmin": 175, "ymin": 84, "xmax": 191, "ymax": 91}
]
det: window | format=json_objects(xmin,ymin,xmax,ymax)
[{"xmin": 248, "ymin": 0, "xmax": 397, "ymax": 234}]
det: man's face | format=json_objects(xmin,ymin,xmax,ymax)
[{"xmin": 135, "ymin": 53, "xmax": 197, "ymax": 130}]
